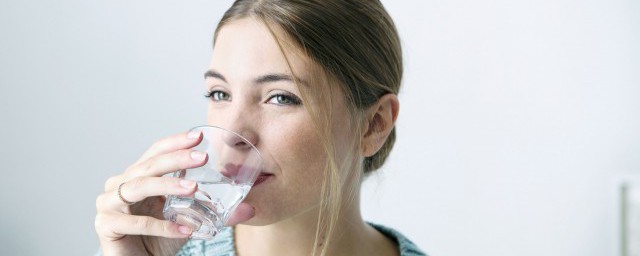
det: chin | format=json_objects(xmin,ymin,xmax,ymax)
[
  {"xmin": 237, "ymin": 204, "xmax": 286, "ymax": 226},
  {"xmin": 238, "ymin": 195, "xmax": 280, "ymax": 226},
  {"xmin": 238, "ymin": 216, "xmax": 273, "ymax": 226}
]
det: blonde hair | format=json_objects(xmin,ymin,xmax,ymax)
[{"xmin": 213, "ymin": 0, "xmax": 402, "ymax": 255}]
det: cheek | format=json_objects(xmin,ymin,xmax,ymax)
[
  {"xmin": 262, "ymin": 113, "xmax": 327, "ymax": 203},
  {"xmin": 263, "ymin": 115, "xmax": 326, "ymax": 178},
  {"xmin": 239, "ymin": 113, "xmax": 327, "ymax": 223}
]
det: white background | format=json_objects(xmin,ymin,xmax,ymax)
[{"xmin": 1, "ymin": 0, "xmax": 638, "ymax": 255}]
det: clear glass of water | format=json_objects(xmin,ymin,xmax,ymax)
[{"xmin": 163, "ymin": 125, "xmax": 263, "ymax": 240}]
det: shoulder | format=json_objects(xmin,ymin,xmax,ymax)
[
  {"xmin": 176, "ymin": 227, "xmax": 236, "ymax": 256},
  {"xmin": 368, "ymin": 222, "xmax": 428, "ymax": 256}
]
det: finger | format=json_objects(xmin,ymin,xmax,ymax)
[
  {"xmin": 100, "ymin": 177, "xmax": 198, "ymax": 212},
  {"xmin": 95, "ymin": 213, "xmax": 192, "ymax": 240},
  {"xmin": 104, "ymin": 131, "xmax": 202, "ymax": 192},
  {"xmin": 135, "ymin": 130, "xmax": 203, "ymax": 166},
  {"xmin": 129, "ymin": 149, "xmax": 208, "ymax": 179},
  {"xmin": 225, "ymin": 203, "xmax": 255, "ymax": 226},
  {"xmin": 106, "ymin": 149, "xmax": 208, "ymax": 191},
  {"xmin": 121, "ymin": 177, "xmax": 198, "ymax": 205},
  {"xmin": 104, "ymin": 175, "xmax": 124, "ymax": 192}
]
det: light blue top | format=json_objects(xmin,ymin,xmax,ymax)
[
  {"xmin": 96, "ymin": 223, "xmax": 426, "ymax": 255},
  {"xmin": 176, "ymin": 222, "xmax": 427, "ymax": 256}
]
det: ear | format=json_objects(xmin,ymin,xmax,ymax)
[{"xmin": 361, "ymin": 93, "xmax": 400, "ymax": 157}]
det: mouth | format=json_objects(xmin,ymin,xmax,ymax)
[
  {"xmin": 221, "ymin": 163, "xmax": 273, "ymax": 186},
  {"xmin": 253, "ymin": 172, "xmax": 274, "ymax": 186},
  {"xmin": 221, "ymin": 163, "xmax": 259, "ymax": 176}
]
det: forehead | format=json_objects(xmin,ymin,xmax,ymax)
[{"xmin": 211, "ymin": 18, "xmax": 311, "ymax": 81}]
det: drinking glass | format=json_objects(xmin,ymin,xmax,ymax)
[{"xmin": 163, "ymin": 125, "xmax": 263, "ymax": 240}]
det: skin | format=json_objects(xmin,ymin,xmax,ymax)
[{"xmin": 95, "ymin": 17, "xmax": 400, "ymax": 256}]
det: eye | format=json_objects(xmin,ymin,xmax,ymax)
[
  {"xmin": 266, "ymin": 93, "xmax": 302, "ymax": 106},
  {"xmin": 204, "ymin": 90, "xmax": 230, "ymax": 101}
]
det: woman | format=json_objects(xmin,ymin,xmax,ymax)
[{"xmin": 95, "ymin": 0, "xmax": 426, "ymax": 255}]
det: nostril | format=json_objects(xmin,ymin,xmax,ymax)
[
  {"xmin": 219, "ymin": 127, "xmax": 258, "ymax": 150},
  {"xmin": 235, "ymin": 141, "xmax": 249, "ymax": 148},
  {"xmin": 222, "ymin": 132, "xmax": 255, "ymax": 149}
]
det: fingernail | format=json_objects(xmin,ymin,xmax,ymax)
[
  {"xmin": 190, "ymin": 151, "xmax": 206, "ymax": 161},
  {"xmin": 178, "ymin": 225, "xmax": 192, "ymax": 235},
  {"xmin": 187, "ymin": 131, "xmax": 201, "ymax": 139},
  {"xmin": 180, "ymin": 179, "xmax": 196, "ymax": 189}
]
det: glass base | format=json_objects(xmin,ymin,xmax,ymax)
[{"xmin": 163, "ymin": 196, "xmax": 223, "ymax": 240}]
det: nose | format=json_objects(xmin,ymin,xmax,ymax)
[
  {"xmin": 209, "ymin": 102, "xmax": 260, "ymax": 150},
  {"xmin": 223, "ymin": 130, "xmax": 258, "ymax": 150}
]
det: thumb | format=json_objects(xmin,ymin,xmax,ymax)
[{"xmin": 225, "ymin": 203, "xmax": 255, "ymax": 226}]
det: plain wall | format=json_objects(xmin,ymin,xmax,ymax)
[{"xmin": 1, "ymin": 0, "xmax": 638, "ymax": 255}]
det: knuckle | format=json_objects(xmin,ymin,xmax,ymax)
[
  {"xmin": 124, "ymin": 165, "xmax": 136, "ymax": 175},
  {"xmin": 129, "ymin": 176, "xmax": 146, "ymax": 191},
  {"xmin": 161, "ymin": 220, "xmax": 172, "ymax": 235},
  {"xmin": 94, "ymin": 214, "xmax": 102, "ymax": 229},
  {"xmin": 142, "ymin": 158, "xmax": 156, "ymax": 173},
  {"xmin": 94, "ymin": 213, "xmax": 109, "ymax": 234},
  {"xmin": 134, "ymin": 216, "xmax": 152, "ymax": 230},
  {"xmin": 104, "ymin": 176, "xmax": 119, "ymax": 191},
  {"xmin": 150, "ymin": 140, "xmax": 167, "ymax": 154},
  {"xmin": 95, "ymin": 193, "xmax": 108, "ymax": 210}
]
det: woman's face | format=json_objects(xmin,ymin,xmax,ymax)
[{"xmin": 206, "ymin": 18, "xmax": 353, "ymax": 225}]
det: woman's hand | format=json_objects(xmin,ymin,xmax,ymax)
[{"xmin": 95, "ymin": 131, "xmax": 255, "ymax": 256}]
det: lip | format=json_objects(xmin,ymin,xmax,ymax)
[
  {"xmin": 222, "ymin": 163, "xmax": 267, "ymax": 176},
  {"xmin": 222, "ymin": 163, "xmax": 273, "ymax": 185},
  {"xmin": 253, "ymin": 172, "xmax": 274, "ymax": 186},
  {"xmin": 221, "ymin": 163, "xmax": 240, "ymax": 177}
]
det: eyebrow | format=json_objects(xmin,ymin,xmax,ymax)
[
  {"xmin": 204, "ymin": 70, "xmax": 307, "ymax": 86},
  {"xmin": 204, "ymin": 70, "xmax": 227, "ymax": 82}
]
